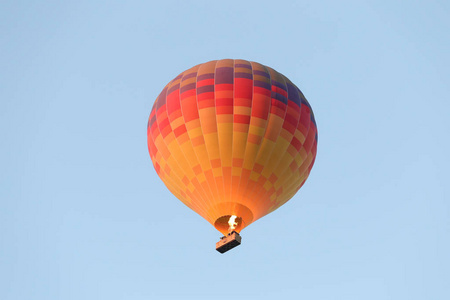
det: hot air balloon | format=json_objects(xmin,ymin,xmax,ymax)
[{"xmin": 147, "ymin": 59, "xmax": 317, "ymax": 252}]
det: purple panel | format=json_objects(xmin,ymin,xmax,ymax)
[
  {"xmin": 253, "ymin": 70, "xmax": 270, "ymax": 78},
  {"xmin": 215, "ymin": 67, "xmax": 234, "ymax": 84},
  {"xmin": 197, "ymin": 73, "xmax": 214, "ymax": 81},
  {"xmin": 180, "ymin": 83, "xmax": 196, "ymax": 94},
  {"xmin": 234, "ymin": 72, "xmax": 253, "ymax": 79},
  {"xmin": 287, "ymin": 82, "xmax": 301, "ymax": 108},
  {"xmin": 173, "ymin": 74, "xmax": 183, "ymax": 81},
  {"xmin": 235, "ymin": 63, "xmax": 252, "ymax": 69},
  {"xmin": 148, "ymin": 114, "xmax": 156, "ymax": 128},
  {"xmin": 254, "ymin": 80, "xmax": 271, "ymax": 90},
  {"xmin": 156, "ymin": 86, "xmax": 168, "ymax": 107},
  {"xmin": 182, "ymin": 72, "xmax": 197, "ymax": 80},
  {"xmin": 167, "ymin": 83, "xmax": 180, "ymax": 95},
  {"xmin": 271, "ymin": 79, "xmax": 287, "ymax": 92},
  {"xmin": 197, "ymin": 85, "xmax": 214, "ymax": 94},
  {"xmin": 271, "ymin": 91, "xmax": 288, "ymax": 104}
]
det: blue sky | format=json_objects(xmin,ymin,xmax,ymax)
[{"xmin": 1, "ymin": 1, "xmax": 449, "ymax": 299}]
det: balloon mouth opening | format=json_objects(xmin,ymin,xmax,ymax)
[
  {"xmin": 211, "ymin": 202, "xmax": 254, "ymax": 235},
  {"xmin": 214, "ymin": 215, "xmax": 244, "ymax": 234}
]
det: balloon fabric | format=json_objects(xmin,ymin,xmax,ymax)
[{"xmin": 147, "ymin": 59, "xmax": 317, "ymax": 235}]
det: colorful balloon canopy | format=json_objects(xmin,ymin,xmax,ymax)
[{"xmin": 147, "ymin": 59, "xmax": 318, "ymax": 235}]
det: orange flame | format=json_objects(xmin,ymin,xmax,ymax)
[{"xmin": 228, "ymin": 215, "xmax": 238, "ymax": 232}]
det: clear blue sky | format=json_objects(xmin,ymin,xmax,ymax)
[{"xmin": 1, "ymin": 1, "xmax": 449, "ymax": 299}]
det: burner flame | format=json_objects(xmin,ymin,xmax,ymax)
[{"xmin": 228, "ymin": 215, "xmax": 238, "ymax": 232}]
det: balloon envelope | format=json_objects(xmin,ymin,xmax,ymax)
[{"xmin": 147, "ymin": 59, "xmax": 317, "ymax": 235}]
